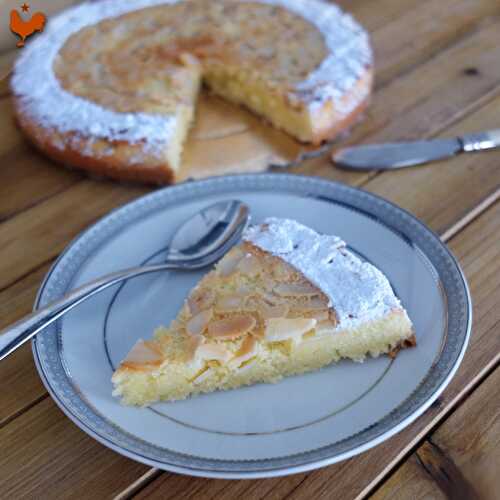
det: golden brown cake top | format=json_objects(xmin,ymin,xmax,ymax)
[{"xmin": 12, "ymin": 0, "xmax": 371, "ymax": 155}]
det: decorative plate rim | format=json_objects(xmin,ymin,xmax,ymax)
[{"xmin": 32, "ymin": 173, "xmax": 472, "ymax": 479}]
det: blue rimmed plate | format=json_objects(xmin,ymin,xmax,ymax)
[{"xmin": 33, "ymin": 174, "xmax": 471, "ymax": 478}]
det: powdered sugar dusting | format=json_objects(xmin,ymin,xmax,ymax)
[
  {"xmin": 11, "ymin": 0, "xmax": 371, "ymax": 152},
  {"xmin": 244, "ymin": 218, "xmax": 402, "ymax": 330},
  {"xmin": 262, "ymin": 0, "xmax": 372, "ymax": 113}
]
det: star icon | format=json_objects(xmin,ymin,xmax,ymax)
[{"xmin": 21, "ymin": 3, "xmax": 30, "ymax": 13}]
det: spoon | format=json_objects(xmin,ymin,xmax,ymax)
[{"xmin": 0, "ymin": 200, "xmax": 249, "ymax": 361}]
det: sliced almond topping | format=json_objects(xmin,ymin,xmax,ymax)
[
  {"xmin": 186, "ymin": 308, "xmax": 213, "ymax": 336},
  {"xmin": 183, "ymin": 335, "xmax": 204, "ymax": 363},
  {"xmin": 264, "ymin": 318, "xmax": 317, "ymax": 343},
  {"xmin": 217, "ymin": 248, "xmax": 244, "ymax": 277},
  {"xmin": 293, "ymin": 295, "xmax": 330, "ymax": 311},
  {"xmin": 258, "ymin": 301, "xmax": 289, "ymax": 319},
  {"xmin": 195, "ymin": 343, "xmax": 232, "ymax": 363},
  {"xmin": 215, "ymin": 295, "xmax": 244, "ymax": 312},
  {"xmin": 274, "ymin": 282, "xmax": 320, "ymax": 297},
  {"xmin": 237, "ymin": 283, "xmax": 253, "ymax": 295},
  {"xmin": 308, "ymin": 310, "xmax": 330, "ymax": 322},
  {"xmin": 206, "ymin": 315, "xmax": 256, "ymax": 340},
  {"xmin": 230, "ymin": 335, "xmax": 259, "ymax": 367},
  {"xmin": 188, "ymin": 288, "xmax": 215, "ymax": 314},
  {"xmin": 272, "ymin": 262, "xmax": 293, "ymax": 281},
  {"xmin": 192, "ymin": 367, "xmax": 214, "ymax": 385},
  {"xmin": 121, "ymin": 339, "xmax": 164, "ymax": 369},
  {"xmin": 237, "ymin": 254, "xmax": 261, "ymax": 276}
]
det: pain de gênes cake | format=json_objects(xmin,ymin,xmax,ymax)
[
  {"xmin": 11, "ymin": 0, "xmax": 373, "ymax": 184},
  {"xmin": 112, "ymin": 219, "xmax": 415, "ymax": 406}
]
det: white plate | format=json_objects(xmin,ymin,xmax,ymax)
[{"xmin": 33, "ymin": 174, "xmax": 471, "ymax": 478}]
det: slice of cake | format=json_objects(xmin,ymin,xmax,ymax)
[{"xmin": 112, "ymin": 218, "xmax": 415, "ymax": 405}]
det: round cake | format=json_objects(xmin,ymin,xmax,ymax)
[{"xmin": 11, "ymin": 0, "xmax": 373, "ymax": 184}]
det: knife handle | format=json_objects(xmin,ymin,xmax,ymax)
[{"xmin": 461, "ymin": 129, "xmax": 500, "ymax": 152}]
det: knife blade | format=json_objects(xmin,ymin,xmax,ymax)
[{"xmin": 332, "ymin": 129, "xmax": 500, "ymax": 170}]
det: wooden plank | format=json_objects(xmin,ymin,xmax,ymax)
[
  {"xmin": 423, "ymin": 366, "xmax": 500, "ymax": 499},
  {"xmin": 374, "ymin": 366, "xmax": 500, "ymax": 499},
  {"xmin": 121, "ymin": 200, "xmax": 500, "ymax": 499},
  {"xmin": 0, "ymin": 50, "xmax": 15, "ymax": 96},
  {"xmin": 0, "ymin": 98, "xmax": 84, "ymax": 222},
  {"xmin": 134, "ymin": 470, "xmax": 308, "ymax": 500},
  {"xmin": 370, "ymin": 454, "xmax": 446, "ymax": 500},
  {"xmin": 0, "ymin": 180, "xmax": 147, "ymax": 291},
  {"xmin": 370, "ymin": 0, "xmax": 500, "ymax": 87},
  {"xmin": 0, "ymin": 263, "xmax": 50, "ymax": 427},
  {"xmin": 360, "ymin": 93, "xmax": 500, "ymax": 236},
  {"xmin": 0, "ymin": 398, "xmax": 150, "ymax": 499}
]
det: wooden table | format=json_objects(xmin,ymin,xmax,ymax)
[{"xmin": 1, "ymin": 0, "xmax": 500, "ymax": 498}]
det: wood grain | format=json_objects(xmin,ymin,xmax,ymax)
[
  {"xmin": 374, "ymin": 366, "xmax": 500, "ymax": 499},
  {"xmin": 0, "ymin": 98, "xmax": 84, "ymax": 222},
  {"xmin": 0, "ymin": 264, "xmax": 50, "ymax": 427},
  {"xmin": 368, "ymin": 0, "xmax": 500, "ymax": 87},
  {"xmin": 0, "ymin": 180, "xmax": 147, "ymax": 291},
  {"xmin": 426, "ymin": 366, "xmax": 500, "ymax": 499},
  {"xmin": 0, "ymin": 398, "xmax": 150, "ymax": 499},
  {"xmin": 370, "ymin": 454, "xmax": 447, "ymax": 500}
]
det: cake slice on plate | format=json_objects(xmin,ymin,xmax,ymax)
[{"xmin": 112, "ymin": 218, "xmax": 415, "ymax": 406}]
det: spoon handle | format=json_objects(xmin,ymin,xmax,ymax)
[{"xmin": 0, "ymin": 262, "xmax": 183, "ymax": 362}]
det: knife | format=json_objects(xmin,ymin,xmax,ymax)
[{"xmin": 332, "ymin": 129, "xmax": 500, "ymax": 170}]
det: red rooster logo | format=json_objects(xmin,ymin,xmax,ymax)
[{"xmin": 10, "ymin": 3, "xmax": 46, "ymax": 48}]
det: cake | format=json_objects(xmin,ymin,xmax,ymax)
[
  {"xmin": 112, "ymin": 219, "xmax": 415, "ymax": 406},
  {"xmin": 11, "ymin": 0, "xmax": 372, "ymax": 184}
]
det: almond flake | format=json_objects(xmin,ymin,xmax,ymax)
[
  {"xmin": 186, "ymin": 308, "xmax": 213, "ymax": 336},
  {"xmin": 293, "ymin": 296, "xmax": 330, "ymax": 311},
  {"xmin": 217, "ymin": 248, "xmax": 244, "ymax": 277},
  {"xmin": 229, "ymin": 335, "xmax": 259, "ymax": 368},
  {"xmin": 188, "ymin": 288, "xmax": 215, "ymax": 314},
  {"xmin": 274, "ymin": 282, "xmax": 320, "ymax": 297},
  {"xmin": 195, "ymin": 343, "xmax": 232, "ymax": 363},
  {"xmin": 258, "ymin": 302, "xmax": 289, "ymax": 319},
  {"xmin": 264, "ymin": 318, "xmax": 317, "ymax": 342},
  {"xmin": 309, "ymin": 310, "xmax": 330, "ymax": 322},
  {"xmin": 206, "ymin": 315, "xmax": 256, "ymax": 340},
  {"xmin": 121, "ymin": 339, "xmax": 164, "ymax": 369},
  {"xmin": 237, "ymin": 254, "xmax": 261, "ymax": 276},
  {"xmin": 215, "ymin": 295, "xmax": 244, "ymax": 312}
]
